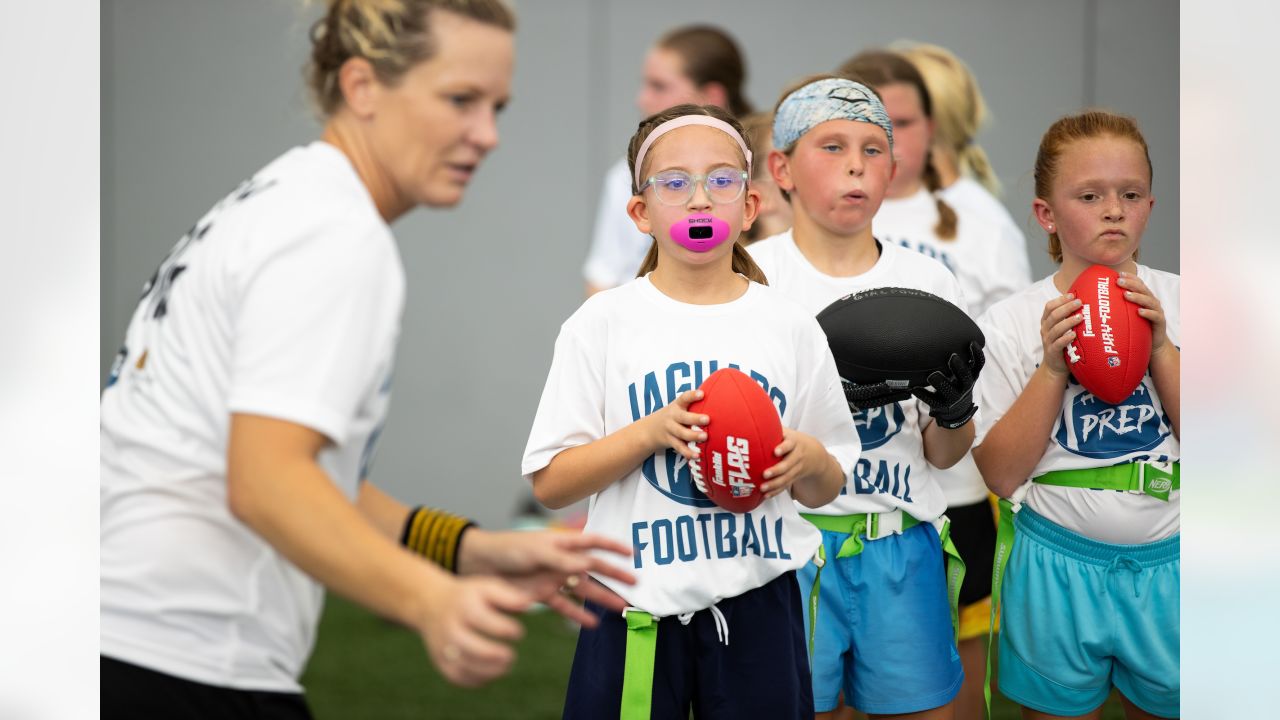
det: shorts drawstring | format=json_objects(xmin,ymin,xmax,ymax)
[
  {"xmin": 676, "ymin": 603, "xmax": 730, "ymax": 646},
  {"xmin": 1103, "ymin": 555, "xmax": 1146, "ymax": 598}
]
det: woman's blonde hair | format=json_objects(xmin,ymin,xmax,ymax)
[
  {"xmin": 896, "ymin": 42, "xmax": 1001, "ymax": 197},
  {"xmin": 307, "ymin": 0, "xmax": 515, "ymax": 116},
  {"xmin": 626, "ymin": 104, "xmax": 768, "ymax": 284}
]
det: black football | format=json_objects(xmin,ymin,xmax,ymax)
[{"xmin": 816, "ymin": 287, "xmax": 985, "ymax": 387}]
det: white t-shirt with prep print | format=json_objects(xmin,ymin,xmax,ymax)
[{"xmin": 974, "ymin": 266, "xmax": 1180, "ymax": 544}]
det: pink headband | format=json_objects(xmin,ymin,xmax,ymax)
[{"xmin": 633, "ymin": 115, "xmax": 753, "ymax": 189}]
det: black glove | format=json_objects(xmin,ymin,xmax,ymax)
[
  {"xmin": 911, "ymin": 341, "xmax": 985, "ymax": 429},
  {"xmin": 842, "ymin": 377, "xmax": 913, "ymax": 413}
]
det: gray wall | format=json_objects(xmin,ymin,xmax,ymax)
[{"xmin": 102, "ymin": 0, "xmax": 1178, "ymax": 528}]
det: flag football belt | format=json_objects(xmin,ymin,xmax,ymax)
[
  {"xmin": 620, "ymin": 607, "xmax": 658, "ymax": 720},
  {"xmin": 618, "ymin": 604, "xmax": 730, "ymax": 720},
  {"xmin": 801, "ymin": 511, "xmax": 965, "ymax": 660},
  {"xmin": 1033, "ymin": 460, "xmax": 1180, "ymax": 502},
  {"xmin": 982, "ymin": 460, "xmax": 1179, "ymax": 717}
]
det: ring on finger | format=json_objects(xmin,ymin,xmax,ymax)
[
  {"xmin": 560, "ymin": 575, "xmax": 581, "ymax": 596},
  {"xmin": 564, "ymin": 574, "xmax": 581, "ymax": 589},
  {"xmin": 443, "ymin": 645, "xmax": 462, "ymax": 662}
]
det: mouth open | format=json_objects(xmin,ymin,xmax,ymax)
[{"xmin": 448, "ymin": 163, "xmax": 477, "ymax": 179}]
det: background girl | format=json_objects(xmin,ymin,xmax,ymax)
[
  {"xmin": 741, "ymin": 110, "xmax": 794, "ymax": 243},
  {"xmin": 895, "ymin": 41, "xmax": 1028, "ymax": 262}
]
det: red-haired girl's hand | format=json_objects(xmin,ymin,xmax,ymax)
[
  {"xmin": 1116, "ymin": 271, "xmax": 1171, "ymax": 357},
  {"xmin": 1040, "ymin": 292, "xmax": 1084, "ymax": 376}
]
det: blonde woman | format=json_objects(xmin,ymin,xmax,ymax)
[{"xmin": 100, "ymin": 2, "xmax": 633, "ymax": 716}]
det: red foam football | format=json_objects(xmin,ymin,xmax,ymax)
[
  {"xmin": 1064, "ymin": 265, "xmax": 1151, "ymax": 404},
  {"xmin": 687, "ymin": 368, "xmax": 784, "ymax": 513}
]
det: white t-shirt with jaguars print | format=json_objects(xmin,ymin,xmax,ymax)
[{"xmin": 522, "ymin": 276, "xmax": 861, "ymax": 617}]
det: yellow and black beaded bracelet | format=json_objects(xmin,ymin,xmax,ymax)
[{"xmin": 400, "ymin": 506, "xmax": 476, "ymax": 573}]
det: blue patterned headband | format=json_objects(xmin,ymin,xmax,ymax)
[{"xmin": 772, "ymin": 78, "xmax": 893, "ymax": 153}]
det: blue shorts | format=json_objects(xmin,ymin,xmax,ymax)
[
  {"xmin": 797, "ymin": 522, "xmax": 963, "ymax": 714},
  {"xmin": 562, "ymin": 572, "xmax": 812, "ymax": 719},
  {"xmin": 1000, "ymin": 505, "xmax": 1180, "ymax": 718}
]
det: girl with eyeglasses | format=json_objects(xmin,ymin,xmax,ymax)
[
  {"xmin": 522, "ymin": 103, "xmax": 861, "ymax": 719},
  {"xmin": 583, "ymin": 24, "xmax": 753, "ymax": 297}
]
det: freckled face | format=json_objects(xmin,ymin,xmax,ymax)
[{"xmin": 1037, "ymin": 135, "xmax": 1154, "ymax": 268}]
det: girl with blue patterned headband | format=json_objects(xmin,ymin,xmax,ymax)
[
  {"xmin": 842, "ymin": 49, "xmax": 1035, "ymax": 720},
  {"xmin": 748, "ymin": 74, "xmax": 980, "ymax": 719},
  {"xmin": 524, "ymin": 103, "xmax": 862, "ymax": 719}
]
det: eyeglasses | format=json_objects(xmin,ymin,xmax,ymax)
[{"xmin": 642, "ymin": 168, "xmax": 749, "ymax": 206}]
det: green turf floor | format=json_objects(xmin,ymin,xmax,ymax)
[{"xmin": 303, "ymin": 594, "xmax": 1126, "ymax": 719}]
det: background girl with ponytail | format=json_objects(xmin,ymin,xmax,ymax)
[
  {"xmin": 839, "ymin": 49, "xmax": 1031, "ymax": 317},
  {"xmin": 895, "ymin": 41, "xmax": 1030, "ymax": 271},
  {"xmin": 524, "ymin": 103, "xmax": 860, "ymax": 719}
]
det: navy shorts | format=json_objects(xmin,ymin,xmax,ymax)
[
  {"xmin": 100, "ymin": 656, "xmax": 312, "ymax": 720},
  {"xmin": 563, "ymin": 571, "xmax": 813, "ymax": 719}
]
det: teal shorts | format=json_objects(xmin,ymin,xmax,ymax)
[
  {"xmin": 798, "ymin": 522, "xmax": 963, "ymax": 715},
  {"xmin": 1000, "ymin": 505, "xmax": 1180, "ymax": 718}
]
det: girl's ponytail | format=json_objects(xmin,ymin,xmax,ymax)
[
  {"xmin": 635, "ymin": 241, "xmax": 659, "ymax": 278},
  {"xmin": 959, "ymin": 142, "xmax": 1001, "ymax": 196},
  {"xmin": 731, "ymin": 242, "xmax": 768, "ymax": 285},
  {"xmin": 923, "ymin": 155, "xmax": 958, "ymax": 241}
]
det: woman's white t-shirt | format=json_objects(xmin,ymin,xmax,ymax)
[{"xmin": 101, "ymin": 142, "xmax": 404, "ymax": 692}]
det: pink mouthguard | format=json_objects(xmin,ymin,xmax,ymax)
[{"xmin": 669, "ymin": 214, "xmax": 731, "ymax": 253}]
